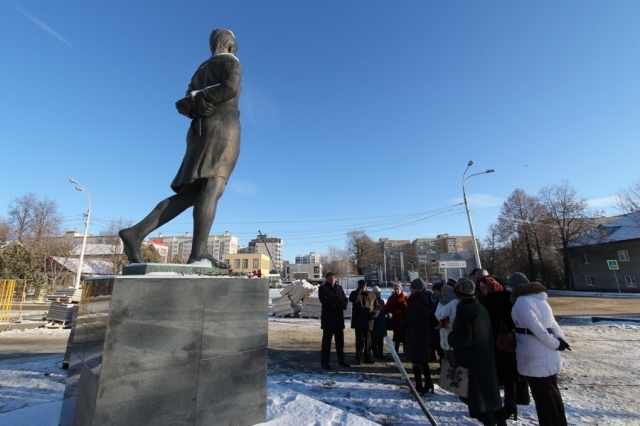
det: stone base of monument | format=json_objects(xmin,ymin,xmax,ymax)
[
  {"xmin": 60, "ymin": 276, "xmax": 268, "ymax": 426},
  {"xmin": 121, "ymin": 262, "xmax": 230, "ymax": 276}
]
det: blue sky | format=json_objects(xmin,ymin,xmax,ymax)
[{"xmin": 1, "ymin": 1, "xmax": 639, "ymax": 261}]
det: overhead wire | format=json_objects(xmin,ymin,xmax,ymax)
[{"xmin": 60, "ymin": 203, "xmax": 468, "ymax": 247}]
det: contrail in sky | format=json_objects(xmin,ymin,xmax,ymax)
[{"xmin": 9, "ymin": 3, "xmax": 74, "ymax": 49}]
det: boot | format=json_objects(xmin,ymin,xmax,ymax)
[
  {"xmin": 421, "ymin": 362, "xmax": 434, "ymax": 394},
  {"xmin": 412, "ymin": 364, "xmax": 424, "ymax": 394},
  {"xmin": 502, "ymin": 404, "xmax": 518, "ymax": 421},
  {"xmin": 516, "ymin": 379, "xmax": 530, "ymax": 405},
  {"xmin": 477, "ymin": 410, "xmax": 507, "ymax": 426}
]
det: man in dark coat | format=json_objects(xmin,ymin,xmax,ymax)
[
  {"xmin": 120, "ymin": 28, "xmax": 242, "ymax": 266},
  {"xmin": 318, "ymin": 272, "xmax": 350, "ymax": 370},
  {"xmin": 449, "ymin": 278, "xmax": 506, "ymax": 426},
  {"xmin": 349, "ymin": 280, "xmax": 380, "ymax": 365}
]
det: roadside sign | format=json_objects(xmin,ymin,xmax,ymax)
[
  {"xmin": 438, "ymin": 261, "xmax": 467, "ymax": 269},
  {"xmin": 439, "ymin": 267, "xmax": 445, "ymax": 274},
  {"xmin": 607, "ymin": 260, "xmax": 619, "ymax": 271}
]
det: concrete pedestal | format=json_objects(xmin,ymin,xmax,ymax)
[{"xmin": 60, "ymin": 276, "xmax": 268, "ymax": 426}]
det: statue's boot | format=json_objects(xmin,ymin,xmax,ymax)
[
  {"xmin": 119, "ymin": 228, "xmax": 144, "ymax": 264},
  {"xmin": 187, "ymin": 253, "xmax": 229, "ymax": 268}
]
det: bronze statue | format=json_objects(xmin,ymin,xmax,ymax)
[{"xmin": 119, "ymin": 28, "xmax": 242, "ymax": 267}]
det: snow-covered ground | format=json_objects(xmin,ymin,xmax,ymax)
[{"xmin": 1, "ymin": 318, "xmax": 640, "ymax": 425}]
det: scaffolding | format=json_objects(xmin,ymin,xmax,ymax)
[{"xmin": 0, "ymin": 279, "xmax": 26, "ymax": 323}]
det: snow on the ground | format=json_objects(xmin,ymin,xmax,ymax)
[{"xmin": 1, "ymin": 320, "xmax": 640, "ymax": 425}]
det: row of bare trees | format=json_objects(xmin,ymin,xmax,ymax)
[
  {"xmin": 0, "ymin": 193, "xmax": 72, "ymax": 288},
  {"xmin": 324, "ymin": 178, "xmax": 640, "ymax": 288},
  {"xmin": 322, "ymin": 230, "xmax": 382, "ymax": 277},
  {"xmin": 483, "ymin": 178, "xmax": 640, "ymax": 289},
  {"xmin": 0, "ymin": 193, "xmax": 160, "ymax": 289}
]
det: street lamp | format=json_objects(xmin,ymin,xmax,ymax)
[
  {"xmin": 462, "ymin": 161, "xmax": 495, "ymax": 270},
  {"xmin": 70, "ymin": 179, "xmax": 92, "ymax": 290}
]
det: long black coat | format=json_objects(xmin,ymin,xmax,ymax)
[
  {"xmin": 448, "ymin": 297, "xmax": 502, "ymax": 413},
  {"xmin": 318, "ymin": 283, "xmax": 347, "ymax": 331},
  {"xmin": 480, "ymin": 290, "xmax": 517, "ymax": 379},
  {"xmin": 403, "ymin": 291, "xmax": 432, "ymax": 365},
  {"xmin": 349, "ymin": 288, "xmax": 380, "ymax": 331}
]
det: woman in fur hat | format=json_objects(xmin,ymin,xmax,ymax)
[{"xmin": 511, "ymin": 280, "xmax": 570, "ymax": 426}]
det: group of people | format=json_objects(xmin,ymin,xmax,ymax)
[{"xmin": 318, "ymin": 270, "xmax": 571, "ymax": 426}]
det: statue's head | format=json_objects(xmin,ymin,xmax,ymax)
[{"xmin": 209, "ymin": 28, "xmax": 237, "ymax": 55}]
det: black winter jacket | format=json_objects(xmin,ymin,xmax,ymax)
[
  {"xmin": 403, "ymin": 290, "xmax": 432, "ymax": 364},
  {"xmin": 319, "ymin": 283, "xmax": 348, "ymax": 330},
  {"xmin": 349, "ymin": 287, "xmax": 380, "ymax": 330}
]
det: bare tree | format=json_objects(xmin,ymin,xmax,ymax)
[
  {"xmin": 615, "ymin": 177, "xmax": 640, "ymax": 225},
  {"xmin": 324, "ymin": 245, "xmax": 351, "ymax": 276},
  {"xmin": 538, "ymin": 180, "xmax": 600, "ymax": 290},
  {"xmin": 496, "ymin": 189, "xmax": 544, "ymax": 281},
  {"xmin": 29, "ymin": 197, "xmax": 62, "ymax": 242},
  {"xmin": 7, "ymin": 193, "xmax": 37, "ymax": 242},
  {"xmin": 346, "ymin": 230, "xmax": 379, "ymax": 275},
  {"xmin": 39, "ymin": 240, "xmax": 74, "ymax": 288},
  {"xmin": 102, "ymin": 218, "xmax": 134, "ymax": 274},
  {"xmin": 482, "ymin": 224, "xmax": 503, "ymax": 276},
  {"xmin": 0, "ymin": 219, "xmax": 9, "ymax": 244},
  {"xmin": 4, "ymin": 194, "xmax": 65, "ymax": 288}
]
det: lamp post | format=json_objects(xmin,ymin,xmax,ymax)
[
  {"xmin": 70, "ymin": 179, "xmax": 92, "ymax": 290},
  {"xmin": 383, "ymin": 251, "xmax": 387, "ymax": 283},
  {"xmin": 462, "ymin": 161, "xmax": 495, "ymax": 270}
]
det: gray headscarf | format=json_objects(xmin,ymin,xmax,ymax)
[{"xmin": 439, "ymin": 284, "xmax": 456, "ymax": 305}]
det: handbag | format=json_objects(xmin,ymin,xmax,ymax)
[
  {"xmin": 385, "ymin": 315, "xmax": 393, "ymax": 331},
  {"xmin": 438, "ymin": 359, "xmax": 469, "ymax": 398},
  {"xmin": 496, "ymin": 322, "xmax": 516, "ymax": 353}
]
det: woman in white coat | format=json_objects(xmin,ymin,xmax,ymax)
[
  {"xmin": 434, "ymin": 284, "xmax": 458, "ymax": 364},
  {"xmin": 510, "ymin": 279, "xmax": 570, "ymax": 426}
]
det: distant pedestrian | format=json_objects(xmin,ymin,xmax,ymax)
[
  {"xmin": 511, "ymin": 276, "xmax": 570, "ymax": 426},
  {"xmin": 318, "ymin": 272, "xmax": 350, "ymax": 370},
  {"xmin": 404, "ymin": 278, "xmax": 435, "ymax": 395},
  {"xmin": 386, "ymin": 283, "xmax": 408, "ymax": 355},
  {"xmin": 349, "ymin": 280, "xmax": 380, "ymax": 365},
  {"xmin": 370, "ymin": 286, "xmax": 387, "ymax": 359}
]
